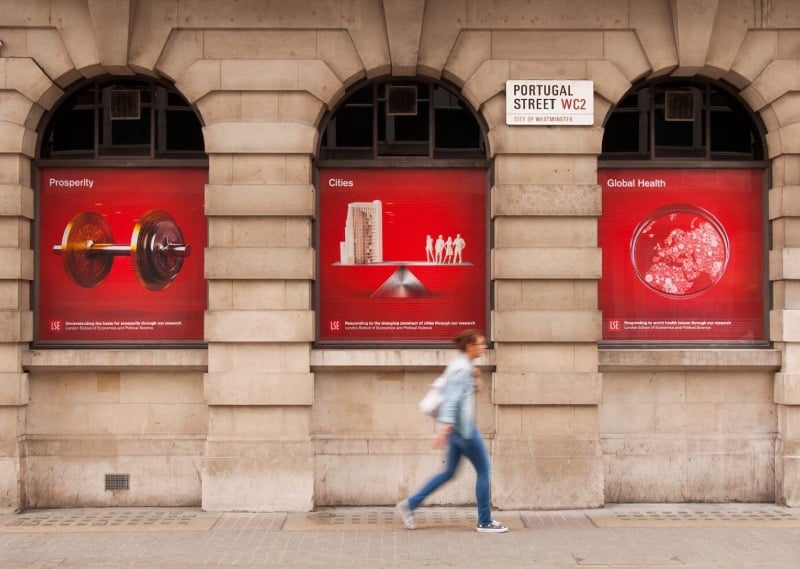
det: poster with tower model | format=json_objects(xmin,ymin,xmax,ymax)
[{"xmin": 318, "ymin": 168, "xmax": 487, "ymax": 343}]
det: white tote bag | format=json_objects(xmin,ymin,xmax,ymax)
[{"xmin": 419, "ymin": 372, "xmax": 448, "ymax": 418}]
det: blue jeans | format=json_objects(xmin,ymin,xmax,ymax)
[{"xmin": 407, "ymin": 424, "xmax": 492, "ymax": 525}]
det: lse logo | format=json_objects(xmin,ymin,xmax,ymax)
[
  {"xmin": 608, "ymin": 319, "xmax": 622, "ymax": 332},
  {"xmin": 49, "ymin": 320, "xmax": 63, "ymax": 332},
  {"xmin": 329, "ymin": 320, "xmax": 341, "ymax": 332}
]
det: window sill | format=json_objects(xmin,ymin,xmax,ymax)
[
  {"xmin": 22, "ymin": 348, "xmax": 208, "ymax": 372},
  {"xmin": 310, "ymin": 348, "xmax": 495, "ymax": 371},
  {"xmin": 598, "ymin": 348, "xmax": 781, "ymax": 372}
]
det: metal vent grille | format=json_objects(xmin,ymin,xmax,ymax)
[
  {"xmin": 109, "ymin": 90, "xmax": 140, "ymax": 120},
  {"xmin": 665, "ymin": 91, "xmax": 695, "ymax": 121},
  {"xmin": 386, "ymin": 85, "xmax": 418, "ymax": 116},
  {"xmin": 105, "ymin": 474, "xmax": 130, "ymax": 491}
]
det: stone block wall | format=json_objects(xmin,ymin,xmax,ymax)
[
  {"xmin": 312, "ymin": 367, "xmax": 496, "ymax": 506},
  {"xmin": 601, "ymin": 369, "xmax": 777, "ymax": 502},
  {"xmin": 0, "ymin": 0, "xmax": 797, "ymax": 512},
  {"xmin": 23, "ymin": 370, "xmax": 206, "ymax": 507}
]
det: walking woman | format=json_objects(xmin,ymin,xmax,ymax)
[{"xmin": 396, "ymin": 329, "xmax": 508, "ymax": 533}]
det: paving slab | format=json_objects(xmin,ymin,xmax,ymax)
[
  {"xmin": 586, "ymin": 503, "xmax": 800, "ymax": 528},
  {"xmin": 283, "ymin": 507, "xmax": 525, "ymax": 531},
  {"xmin": 0, "ymin": 504, "xmax": 799, "ymax": 568},
  {"xmin": 0, "ymin": 508, "xmax": 221, "ymax": 533}
]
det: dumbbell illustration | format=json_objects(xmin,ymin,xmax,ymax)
[{"xmin": 53, "ymin": 210, "xmax": 191, "ymax": 290}]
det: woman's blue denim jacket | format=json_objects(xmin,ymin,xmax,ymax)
[{"xmin": 436, "ymin": 353, "xmax": 475, "ymax": 438}]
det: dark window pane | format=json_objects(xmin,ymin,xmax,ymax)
[
  {"xmin": 335, "ymin": 108, "xmax": 373, "ymax": 147},
  {"xmin": 601, "ymin": 112, "xmax": 640, "ymax": 154},
  {"xmin": 377, "ymin": 101, "xmax": 385, "ymax": 141},
  {"xmin": 655, "ymin": 109, "xmax": 694, "ymax": 146},
  {"xmin": 654, "ymin": 108, "xmax": 705, "ymax": 157},
  {"xmin": 615, "ymin": 93, "xmax": 639, "ymax": 109},
  {"xmin": 47, "ymin": 109, "xmax": 94, "ymax": 154},
  {"xmin": 167, "ymin": 91, "xmax": 187, "ymax": 106},
  {"xmin": 110, "ymin": 109, "xmax": 151, "ymax": 145},
  {"xmin": 79, "ymin": 89, "xmax": 95, "ymax": 102},
  {"xmin": 165, "ymin": 111, "xmax": 204, "ymax": 151},
  {"xmin": 710, "ymin": 93, "xmax": 762, "ymax": 159},
  {"xmin": 391, "ymin": 102, "xmax": 429, "ymax": 142},
  {"xmin": 138, "ymin": 88, "xmax": 152, "ymax": 105},
  {"xmin": 711, "ymin": 111, "xmax": 755, "ymax": 156},
  {"xmin": 435, "ymin": 108, "xmax": 480, "ymax": 149},
  {"xmin": 40, "ymin": 87, "xmax": 96, "ymax": 157},
  {"xmin": 709, "ymin": 92, "xmax": 728, "ymax": 107},
  {"xmin": 348, "ymin": 85, "xmax": 373, "ymax": 104}
]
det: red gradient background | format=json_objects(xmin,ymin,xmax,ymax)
[
  {"xmin": 38, "ymin": 168, "xmax": 206, "ymax": 343},
  {"xmin": 319, "ymin": 168, "xmax": 487, "ymax": 343},
  {"xmin": 599, "ymin": 168, "xmax": 764, "ymax": 342}
]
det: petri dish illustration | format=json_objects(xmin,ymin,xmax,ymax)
[{"xmin": 629, "ymin": 204, "xmax": 729, "ymax": 299}]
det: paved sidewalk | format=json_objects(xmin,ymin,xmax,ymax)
[{"xmin": 1, "ymin": 503, "xmax": 800, "ymax": 568}]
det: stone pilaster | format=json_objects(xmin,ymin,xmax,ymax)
[
  {"xmin": 201, "ymin": 147, "xmax": 316, "ymax": 510},
  {"xmin": 490, "ymin": 159, "xmax": 604, "ymax": 509},
  {"xmin": 770, "ymin": 177, "xmax": 800, "ymax": 506},
  {"xmin": 0, "ymin": 167, "xmax": 34, "ymax": 513}
]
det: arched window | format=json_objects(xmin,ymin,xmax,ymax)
[
  {"xmin": 598, "ymin": 78, "xmax": 767, "ymax": 345},
  {"xmin": 600, "ymin": 78, "xmax": 764, "ymax": 162},
  {"xmin": 35, "ymin": 77, "xmax": 207, "ymax": 346},
  {"xmin": 39, "ymin": 77, "xmax": 205, "ymax": 160},
  {"xmin": 315, "ymin": 78, "xmax": 489, "ymax": 346},
  {"xmin": 319, "ymin": 78, "xmax": 486, "ymax": 160}
]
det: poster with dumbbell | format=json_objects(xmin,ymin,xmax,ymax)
[{"xmin": 37, "ymin": 168, "xmax": 206, "ymax": 343}]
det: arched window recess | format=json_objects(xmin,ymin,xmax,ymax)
[
  {"xmin": 33, "ymin": 75, "xmax": 207, "ymax": 348},
  {"xmin": 314, "ymin": 77, "xmax": 491, "ymax": 347},
  {"xmin": 37, "ymin": 76, "xmax": 206, "ymax": 166},
  {"xmin": 598, "ymin": 76, "xmax": 769, "ymax": 347},
  {"xmin": 600, "ymin": 77, "xmax": 766, "ymax": 168},
  {"xmin": 317, "ymin": 77, "xmax": 488, "ymax": 166}
]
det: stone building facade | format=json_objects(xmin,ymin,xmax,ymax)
[{"xmin": 1, "ymin": 0, "xmax": 799, "ymax": 512}]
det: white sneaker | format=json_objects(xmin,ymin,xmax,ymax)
[
  {"xmin": 476, "ymin": 520, "xmax": 508, "ymax": 533},
  {"xmin": 395, "ymin": 499, "xmax": 416, "ymax": 529}
]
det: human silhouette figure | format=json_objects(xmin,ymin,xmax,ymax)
[
  {"xmin": 434, "ymin": 235, "xmax": 445, "ymax": 264},
  {"xmin": 426, "ymin": 234, "xmax": 434, "ymax": 262},
  {"xmin": 453, "ymin": 234, "xmax": 466, "ymax": 264},
  {"xmin": 444, "ymin": 236, "xmax": 454, "ymax": 264}
]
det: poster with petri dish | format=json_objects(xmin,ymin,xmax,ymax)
[{"xmin": 599, "ymin": 168, "xmax": 764, "ymax": 342}]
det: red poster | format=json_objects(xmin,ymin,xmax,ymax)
[
  {"xmin": 318, "ymin": 168, "xmax": 487, "ymax": 343},
  {"xmin": 37, "ymin": 168, "xmax": 206, "ymax": 343},
  {"xmin": 599, "ymin": 168, "xmax": 765, "ymax": 342}
]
